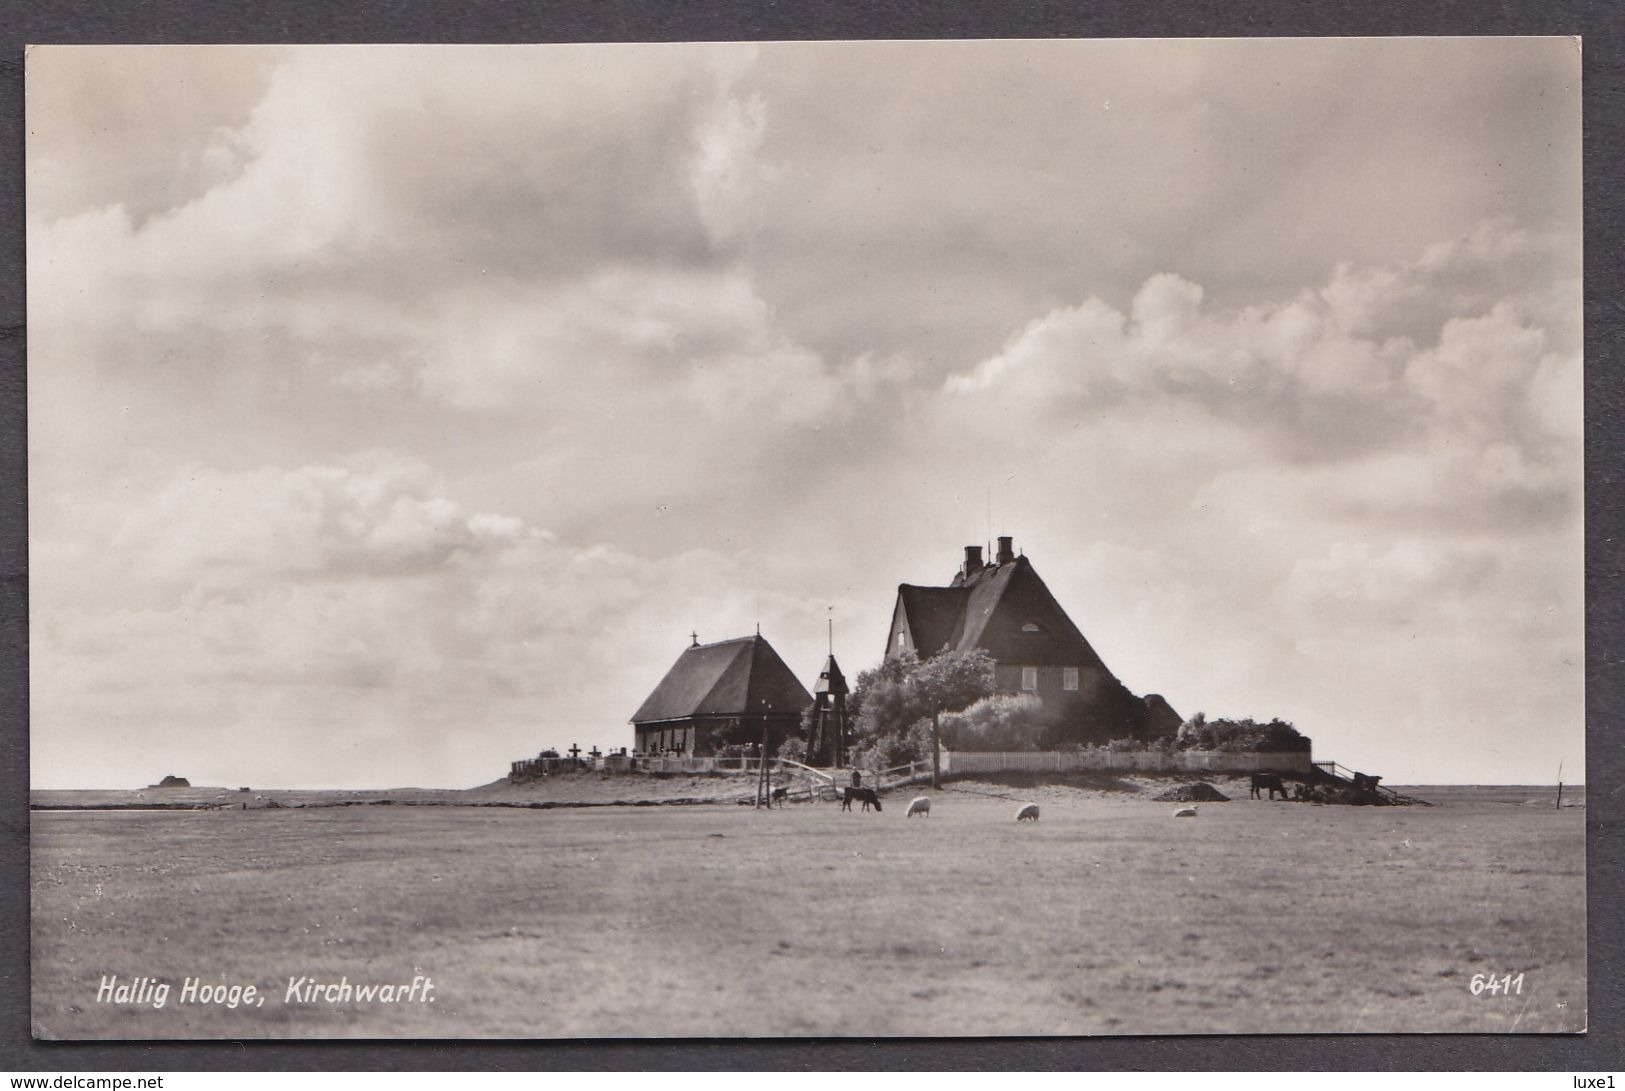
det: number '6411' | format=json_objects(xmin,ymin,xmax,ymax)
[{"xmin": 1470, "ymin": 972, "xmax": 1524, "ymax": 996}]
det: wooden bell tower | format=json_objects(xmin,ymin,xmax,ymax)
[{"xmin": 807, "ymin": 651, "xmax": 850, "ymax": 768}]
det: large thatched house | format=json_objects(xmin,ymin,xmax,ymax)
[
  {"xmin": 885, "ymin": 536, "xmax": 1181, "ymax": 740},
  {"xmin": 630, "ymin": 633, "xmax": 813, "ymax": 755}
]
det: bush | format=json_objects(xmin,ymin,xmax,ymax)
[
  {"xmin": 939, "ymin": 693, "xmax": 1047, "ymax": 751},
  {"xmin": 1175, "ymin": 717, "xmax": 1310, "ymax": 753},
  {"xmin": 849, "ymin": 731, "xmax": 922, "ymax": 775}
]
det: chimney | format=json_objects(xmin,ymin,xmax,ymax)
[
  {"xmin": 996, "ymin": 535, "xmax": 1015, "ymax": 564},
  {"xmin": 963, "ymin": 545, "xmax": 984, "ymax": 575}
]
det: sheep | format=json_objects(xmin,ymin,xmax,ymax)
[
  {"xmin": 1173, "ymin": 806, "xmax": 1198, "ymax": 818},
  {"xmin": 1015, "ymin": 802, "xmax": 1040, "ymax": 822},
  {"xmin": 906, "ymin": 796, "xmax": 931, "ymax": 818}
]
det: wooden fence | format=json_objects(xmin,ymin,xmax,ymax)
[
  {"xmin": 938, "ymin": 749, "xmax": 1314, "ymax": 775},
  {"xmin": 512, "ymin": 748, "xmax": 1314, "ymax": 785},
  {"xmin": 630, "ymin": 755, "xmax": 770, "ymax": 775}
]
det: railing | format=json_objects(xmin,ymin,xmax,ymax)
[
  {"xmin": 1313, "ymin": 759, "xmax": 1425, "ymax": 804},
  {"xmin": 775, "ymin": 759, "xmax": 839, "ymax": 800},
  {"xmin": 612, "ymin": 755, "xmax": 844, "ymax": 801},
  {"xmin": 863, "ymin": 760, "xmax": 932, "ymax": 791}
]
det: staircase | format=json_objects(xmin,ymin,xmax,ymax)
[{"xmin": 1312, "ymin": 760, "xmax": 1430, "ymax": 805}]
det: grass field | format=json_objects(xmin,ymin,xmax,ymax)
[{"xmin": 31, "ymin": 783, "xmax": 1586, "ymax": 1038}]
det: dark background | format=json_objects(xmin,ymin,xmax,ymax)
[{"xmin": 1, "ymin": 0, "xmax": 1619, "ymax": 1072}]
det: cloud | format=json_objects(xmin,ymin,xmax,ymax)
[
  {"xmin": 109, "ymin": 453, "xmax": 537, "ymax": 583},
  {"xmin": 920, "ymin": 218, "xmax": 1582, "ymax": 781},
  {"xmin": 26, "ymin": 42, "xmax": 1582, "ymax": 788},
  {"xmin": 943, "ymin": 220, "xmax": 1578, "ymax": 483},
  {"xmin": 31, "ymin": 450, "xmax": 839, "ymax": 787}
]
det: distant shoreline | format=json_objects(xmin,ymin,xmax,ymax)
[{"xmin": 29, "ymin": 778, "xmax": 1584, "ymax": 812}]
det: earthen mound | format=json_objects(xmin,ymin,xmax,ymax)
[{"xmin": 1153, "ymin": 782, "xmax": 1230, "ymax": 803}]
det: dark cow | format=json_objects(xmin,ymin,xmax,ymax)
[
  {"xmin": 840, "ymin": 787, "xmax": 883, "ymax": 812},
  {"xmin": 1250, "ymin": 773, "xmax": 1289, "ymax": 800}
]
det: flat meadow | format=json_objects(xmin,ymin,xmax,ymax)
[{"xmin": 31, "ymin": 782, "xmax": 1586, "ymax": 1038}]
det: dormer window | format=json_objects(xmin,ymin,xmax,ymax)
[
  {"xmin": 1021, "ymin": 621, "xmax": 1044, "ymax": 633},
  {"xmin": 896, "ymin": 632, "xmax": 906, "ymax": 648}
]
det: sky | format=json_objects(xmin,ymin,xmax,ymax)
[{"xmin": 26, "ymin": 39, "xmax": 1582, "ymax": 789}]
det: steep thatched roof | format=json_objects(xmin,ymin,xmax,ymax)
[
  {"xmin": 892, "ymin": 554, "xmax": 1111, "ymax": 671},
  {"xmin": 631, "ymin": 635, "xmax": 813, "ymax": 725}
]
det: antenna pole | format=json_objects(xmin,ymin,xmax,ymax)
[{"xmin": 1555, "ymin": 760, "xmax": 1564, "ymax": 811}]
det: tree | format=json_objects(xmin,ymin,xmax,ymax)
[
  {"xmin": 850, "ymin": 649, "xmax": 923, "ymax": 739},
  {"xmin": 851, "ymin": 648, "xmax": 996, "ymax": 788},
  {"xmin": 913, "ymin": 650, "xmax": 997, "ymax": 786}
]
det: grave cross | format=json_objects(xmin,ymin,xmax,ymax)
[
  {"xmin": 568, "ymin": 743, "xmax": 582, "ymax": 761},
  {"xmin": 589, "ymin": 746, "xmax": 601, "ymax": 760}
]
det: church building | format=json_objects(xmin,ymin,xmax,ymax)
[{"xmin": 630, "ymin": 633, "xmax": 813, "ymax": 755}]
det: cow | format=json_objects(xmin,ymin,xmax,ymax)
[
  {"xmin": 841, "ymin": 787, "xmax": 883, "ymax": 812},
  {"xmin": 1250, "ymin": 773, "xmax": 1289, "ymax": 800}
]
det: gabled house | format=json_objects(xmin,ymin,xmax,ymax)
[
  {"xmin": 630, "ymin": 633, "xmax": 813, "ymax": 755},
  {"xmin": 885, "ymin": 536, "xmax": 1180, "ymax": 739}
]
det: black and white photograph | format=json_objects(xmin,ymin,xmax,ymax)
[{"xmin": 25, "ymin": 38, "xmax": 1584, "ymax": 1039}]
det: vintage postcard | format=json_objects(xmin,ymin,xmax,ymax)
[{"xmin": 27, "ymin": 39, "xmax": 1584, "ymax": 1038}]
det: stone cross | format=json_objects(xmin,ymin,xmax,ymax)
[{"xmin": 568, "ymin": 743, "xmax": 581, "ymax": 760}]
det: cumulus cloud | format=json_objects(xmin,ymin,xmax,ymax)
[
  {"xmin": 924, "ymin": 218, "xmax": 1581, "ymax": 781},
  {"xmin": 31, "ymin": 449, "xmax": 857, "ymax": 788},
  {"xmin": 27, "ymin": 42, "xmax": 1581, "ymax": 788},
  {"xmin": 944, "ymin": 220, "xmax": 1577, "ymax": 485},
  {"xmin": 110, "ymin": 454, "xmax": 536, "ymax": 582}
]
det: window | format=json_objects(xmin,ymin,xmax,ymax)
[
  {"xmin": 896, "ymin": 632, "xmax": 906, "ymax": 648},
  {"xmin": 1064, "ymin": 667, "xmax": 1079, "ymax": 691},
  {"xmin": 1021, "ymin": 666, "xmax": 1038, "ymax": 692},
  {"xmin": 1021, "ymin": 621, "xmax": 1041, "ymax": 633}
]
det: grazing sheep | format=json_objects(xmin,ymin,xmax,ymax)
[
  {"xmin": 1015, "ymin": 802, "xmax": 1040, "ymax": 822},
  {"xmin": 906, "ymin": 796, "xmax": 931, "ymax": 818},
  {"xmin": 1173, "ymin": 806, "xmax": 1198, "ymax": 818}
]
